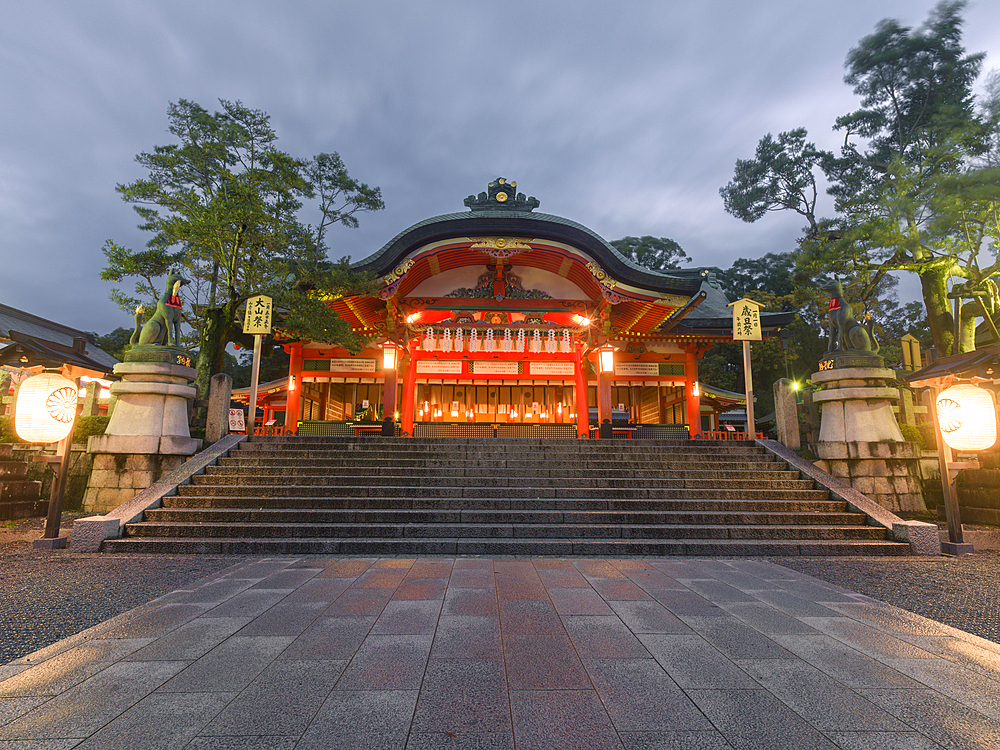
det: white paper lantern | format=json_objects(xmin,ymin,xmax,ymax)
[
  {"xmin": 423, "ymin": 327, "xmax": 435, "ymax": 351},
  {"xmin": 14, "ymin": 372, "xmax": 78, "ymax": 443},
  {"xmin": 936, "ymin": 384, "xmax": 998, "ymax": 452}
]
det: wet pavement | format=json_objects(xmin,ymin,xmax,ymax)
[{"xmin": 2, "ymin": 553, "xmax": 1000, "ymax": 749}]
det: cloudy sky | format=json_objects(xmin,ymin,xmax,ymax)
[{"xmin": 3, "ymin": 0, "xmax": 999, "ymax": 337}]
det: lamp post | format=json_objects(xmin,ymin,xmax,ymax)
[
  {"xmin": 13, "ymin": 371, "xmax": 79, "ymax": 549},
  {"xmin": 596, "ymin": 343, "xmax": 616, "ymax": 439},
  {"xmin": 380, "ymin": 342, "xmax": 399, "ymax": 436}
]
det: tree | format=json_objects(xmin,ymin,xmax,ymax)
[
  {"xmin": 720, "ymin": 1, "xmax": 994, "ymax": 356},
  {"xmin": 101, "ymin": 99, "xmax": 384, "ymax": 400},
  {"xmin": 610, "ymin": 236, "xmax": 690, "ymax": 272}
]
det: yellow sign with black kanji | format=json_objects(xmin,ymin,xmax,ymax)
[
  {"xmin": 243, "ymin": 295, "xmax": 273, "ymax": 335},
  {"xmin": 728, "ymin": 297, "xmax": 764, "ymax": 341}
]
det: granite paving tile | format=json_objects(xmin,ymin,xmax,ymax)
[
  {"xmin": 442, "ymin": 588, "xmax": 498, "ymax": 617},
  {"xmin": 0, "ymin": 697, "xmax": 49, "ymax": 727},
  {"xmin": 498, "ymin": 601, "xmax": 564, "ymax": 636},
  {"xmin": 820, "ymin": 732, "xmax": 943, "ymax": 750},
  {"xmin": 71, "ymin": 690, "xmax": 235, "ymax": 750},
  {"xmin": 203, "ymin": 589, "xmax": 289, "ymax": 619},
  {"xmin": 617, "ymin": 730, "xmax": 735, "ymax": 749},
  {"xmin": 221, "ymin": 559, "xmax": 294, "ymax": 580},
  {"xmin": 187, "ymin": 737, "xmax": 298, "ymax": 750},
  {"xmin": 405, "ymin": 731, "xmax": 514, "ymax": 749},
  {"xmin": 562, "ymin": 616, "xmax": 649, "ymax": 658},
  {"xmin": 858, "ymin": 688, "xmax": 1000, "ymax": 749},
  {"xmin": 686, "ymin": 689, "xmax": 840, "ymax": 750},
  {"xmin": 448, "ymin": 570, "xmax": 496, "ymax": 588},
  {"xmin": 156, "ymin": 636, "xmax": 293, "ymax": 692},
  {"xmin": 277, "ymin": 616, "xmax": 375, "ymax": 660},
  {"xmin": 826, "ymin": 601, "xmax": 958, "ymax": 637},
  {"xmin": 355, "ymin": 569, "xmax": 408, "ymax": 589},
  {"xmin": 0, "ymin": 639, "xmax": 156, "ymax": 698},
  {"xmin": 716, "ymin": 602, "xmax": 820, "ymax": 635},
  {"xmin": 645, "ymin": 589, "xmax": 725, "ymax": 617},
  {"xmin": 337, "ymin": 634, "xmax": 433, "ymax": 690},
  {"xmin": 679, "ymin": 617, "xmax": 791, "ymax": 660},
  {"xmin": 169, "ymin": 578, "xmax": 257, "ymax": 605},
  {"xmin": 801, "ymin": 618, "xmax": 940, "ymax": 660},
  {"xmin": 747, "ymin": 590, "xmax": 841, "ymax": 618},
  {"xmin": 412, "ymin": 660, "xmax": 509, "ymax": 734},
  {"xmin": 372, "ymin": 600, "xmax": 442, "ymax": 635},
  {"xmin": 375, "ymin": 558, "xmax": 416, "ymax": 569},
  {"xmin": 584, "ymin": 659, "xmax": 713, "ymax": 732},
  {"xmin": 677, "ymin": 580, "xmax": 758, "ymax": 603},
  {"xmin": 736, "ymin": 658, "xmax": 909, "ymax": 732},
  {"xmin": 393, "ymin": 578, "xmax": 448, "ymax": 600},
  {"xmin": 589, "ymin": 578, "xmax": 654, "ymax": 601},
  {"xmin": 879, "ymin": 658, "xmax": 1000, "ymax": 721},
  {"xmin": 502, "ymin": 634, "xmax": 591, "ymax": 689},
  {"xmin": 407, "ymin": 561, "xmax": 454, "ymax": 578},
  {"xmin": 536, "ymin": 568, "xmax": 590, "ymax": 588},
  {"xmin": 296, "ymin": 690, "xmax": 418, "ymax": 750},
  {"xmin": 235, "ymin": 601, "xmax": 326, "ymax": 637},
  {"xmin": 314, "ymin": 560, "xmax": 373, "ymax": 578},
  {"xmin": 606, "ymin": 601, "xmax": 692, "ymax": 634},
  {"xmin": 771, "ymin": 635, "xmax": 922, "ymax": 689},
  {"xmin": 547, "ymin": 587, "xmax": 615, "ymax": 616},
  {"xmin": 574, "ymin": 560, "xmax": 627, "ymax": 578},
  {"xmin": 97, "ymin": 603, "xmax": 214, "ymax": 639},
  {"xmin": 531, "ymin": 559, "xmax": 576, "ymax": 569},
  {"xmin": 454, "ymin": 558, "xmax": 494, "ymax": 569},
  {"xmin": 898, "ymin": 635, "xmax": 1000, "ymax": 679},
  {"xmin": 248, "ymin": 567, "xmax": 321, "ymax": 590},
  {"xmin": 321, "ymin": 588, "xmax": 393, "ymax": 617},
  {"xmin": 200, "ymin": 659, "xmax": 345, "ymax": 736},
  {"xmin": 774, "ymin": 580, "xmax": 859, "ymax": 603},
  {"xmin": 431, "ymin": 617, "xmax": 503, "ymax": 660},
  {"xmin": 493, "ymin": 561, "xmax": 536, "ymax": 578},
  {"xmin": 278, "ymin": 576, "xmax": 353, "ymax": 604},
  {"xmin": 494, "ymin": 578, "xmax": 548, "ymax": 602},
  {"xmin": 645, "ymin": 561, "xmax": 707, "ymax": 579},
  {"xmin": 123, "ymin": 618, "xmax": 251, "ymax": 661},
  {"xmin": 511, "ymin": 689, "xmax": 623, "ymax": 750},
  {"xmin": 622, "ymin": 568, "xmax": 685, "ymax": 591},
  {"xmin": 0, "ymin": 661, "xmax": 188, "ymax": 740},
  {"xmin": 638, "ymin": 634, "xmax": 756, "ymax": 689}
]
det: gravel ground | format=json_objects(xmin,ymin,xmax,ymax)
[{"xmin": 3, "ymin": 514, "xmax": 999, "ymax": 664}]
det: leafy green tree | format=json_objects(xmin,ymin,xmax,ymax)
[
  {"xmin": 720, "ymin": 1, "xmax": 996, "ymax": 356},
  {"xmin": 93, "ymin": 327, "xmax": 133, "ymax": 361},
  {"xmin": 101, "ymin": 99, "xmax": 383, "ymax": 399},
  {"xmin": 610, "ymin": 236, "xmax": 690, "ymax": 272}
]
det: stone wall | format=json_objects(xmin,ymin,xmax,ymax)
[{"xmin": 81, "ymin": 452, "xmax": 189, "ymax": 514}]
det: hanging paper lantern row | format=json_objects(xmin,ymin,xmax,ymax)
[
  {"xmin": 14, "ymin": 372, "xmax": 78, "ymax": 444},
  {"xmin": 485, "ymin": 328, "xmax": 495, "ymax": 352},
  {"xmin": 455, "ymin": 328, "xmax": 464, "ymax": 352},
  {"xmin": 441, "ymin": 328, "xmax": 452, "ymax": 353},
  {"xmin": 936, "ymin": 384, "xmax": 998, "ymax": 452},
  {"xmin": 424, "ymin": 327, "xmax": 435, "ymax": 351},
  {"xmin": 516, "ymin": 329, "xmax": 526, "ymax": 353}
]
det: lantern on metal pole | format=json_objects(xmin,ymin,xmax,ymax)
[
  {"xmin": 14, "ymin": 371, "xmax": 79, "ymax": 548},
  {"xmin": 380, "ymin": 341, "xmax": 400, "ymax": 436},
  {"xmin": 596, "ymin": 343, "xmax": 616, "ymax": 439}
]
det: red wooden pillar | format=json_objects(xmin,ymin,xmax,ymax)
[
  {"xmin": 400, "ymin": 342, "xmax": 417, "ymax": 437},
  {"xmin": 574, "ymin": 347, "xmax": 589, "ymax": 438},
  {"xmin": 684, "ymin": 348, "xmax": 701, "ymax": 437},
  {"xmin": 285, "ymin": 342, "xmax": 303, "ymax": 434}
]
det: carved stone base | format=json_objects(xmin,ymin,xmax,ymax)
[
  {"xmin": 814, "ymin": 440, "xmax": 927, "ymax": 515},
  {"xmin": 81, "ymin": 452, "xmax": 188, "ymax": 514}
]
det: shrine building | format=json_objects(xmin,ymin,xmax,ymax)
[{"xmin": 250, "ymin": 179, "xmax": 792, "ymax": 438}]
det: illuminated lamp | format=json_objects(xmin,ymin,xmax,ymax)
[
  {"xmin": 936, "ymin": 384, "xmax": 997, "ymax": 452},
  {"xmin": 288, "ymin": 375, "xmax": 296, "ymax": 392},
  {"xmin": 692, "ymin": 382, "xmax": 700, "ymax": 398},
  {"xmin": 14, "ymin": 372, "xmax": 78, "ymax": 444},
  {"xmin": 380, "ymin": 342, "xmax": 398, "ymax": 370},
  {"xmin": 597, "ymin": 344, "xmax": 617, "ymax": 374}
]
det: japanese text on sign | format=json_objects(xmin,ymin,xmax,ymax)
[
  {"xmin": 730, "ymin": 298, "xmax": 762, "ymax": 341},
  {"xmin": 242, "ymin": 295, "xmax": 273, "ymax": 335}
]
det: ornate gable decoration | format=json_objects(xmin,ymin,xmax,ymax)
[{"xmin": 464, "ymin": 177, "xmax": 540, "ymax": 213}]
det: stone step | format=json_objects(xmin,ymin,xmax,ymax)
[
  {"xmin": 144, "ymin": 507, "xmax": 869, "ymax": 526},
  {"xmin": 215, "ymin": 457, "xmax": 784, "ymax": 471},
  {"xmin": 101, "ymin": 536, "xmax": 910, "ymax": 556},
  {"xmin": 161, "ymin": 495, "xmax": 845, "ymax": 513},
  {"xmin": 0, "ymin": 479, "xmax": 43, "ymax": 503},
  {"xmin": 0, "ymin": 499, "xmax": 48, "ymax": 522},
  {"xmin": 203, "ymin": 466, "xmax": 801, "ymax": 481},
  {"xmin": 190, "ymin": 473, "xmax": 809, "ymax": 489},
  {"xmin": 0, "ymin": 461, "xmax": 29, "ymax": 479},
  {"xmin": 123, "ymin": 520, "xmax": 888, "ymax": 541},
  {"xmin": 230, "ymin": 445, "xmax": 773, "ymax": 458}
]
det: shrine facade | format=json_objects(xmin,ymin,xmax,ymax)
[{"xmin": 255, "ymin": 179, "xmax": 792, "ymax": 438}]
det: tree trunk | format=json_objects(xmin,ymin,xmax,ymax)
[
  {"xmin": 196, "ymin": 303, "xmax": 234, "ymax": 408},
  {"xmin": 920, "ymin": 268, "xmax": 954, "ymax": 355}
]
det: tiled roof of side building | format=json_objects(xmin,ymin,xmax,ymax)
[{"xmin": 0, "ymin": 303, "xmax": 120, "ymax": 371}]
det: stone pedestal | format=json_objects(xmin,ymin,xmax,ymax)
[
  {"xmin": 812, "ymin": 360, "xmax": 927, "ymax": 514},
  {"xmin": 82, "ymin": 346, "xmax": 200, "ymax": 514}
]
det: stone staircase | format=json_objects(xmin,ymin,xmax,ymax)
[
  {"xmin": 103, "ymin": 436, "xmax": 909, "ymax": 555},
  {"xmin": 0, "ymin": 444, "xmax": 45, "ymax": 522}
]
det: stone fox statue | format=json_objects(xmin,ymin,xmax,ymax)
[
  {"xmin": 824, "ymin": 278, "xmax": 879, "ymax": 354},
  {"xmin": 131, "ymin": 271, "xmax": 190, "ymax": 347}
]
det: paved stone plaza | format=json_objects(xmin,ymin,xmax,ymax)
[{"xmin": 2, "ymin": 555, "xmax": 1000, "ymax": 749}]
